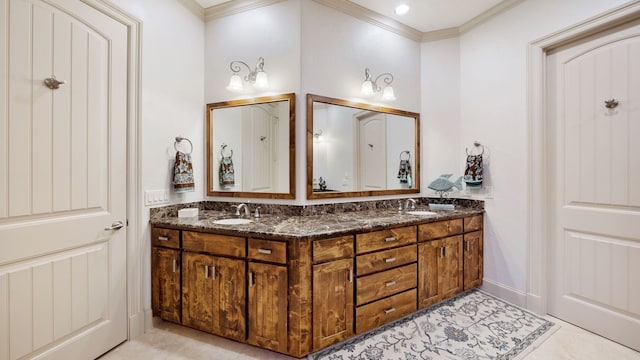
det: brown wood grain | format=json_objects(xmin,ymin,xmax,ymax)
[
  {"xmin": 313, "ymin": 235, "xmax": 354, "ymax": 263},
  {"xmin": 181, "ymin": 252, "xmax": 214, "ymax": 332},
  {"xmin": 211, "ymin": 256, "xmax": 246, "ymax": 341},
  {"xmin": 183, "ymin": 231, "xmax": 245, "ymax": 258},
  {"xmin": 356, "ymin": 226, "xmax": 416, "ymax": 254},
  {"xmin": 418, "ymin": 219, "xmax": 463, "ymax": 241},
  {"xmin": 417, "ymin": 240, "xmax": 441, "ymax": 308},
  {"xmin": 441, "ymin": 235, "xmax": 463, "ymax": 299},
  {"xmin": 464, "ymin": 230, "xmax": 484, "ymax": 290},
  {"xmin": 151, "ymin": 247, "xmax": 181, "ymax": 323},
  {"xmin": 312, "ymin": 258, "xmax": 354, "ymax": 351},
  {"xmin": 464, "ymin": 214, "xmax": 483, "ymax": 232},
  {"xmin": 356, "ymin": 244, "xmax": 417, "ymax": 276},
  {"xmin": 248, "ymin": 238, "xmax": 287, "ymax": 264},
  {"xmin": 355, "ymin": 289, "xmax": 417, "ymax": 334},
  {"xmin": 247, "ymin": 262, "xmax": 288, "ymax": 353},
  {"xmin": 356, "ymin": 263, "xmax": 417, "ymax": 305}
]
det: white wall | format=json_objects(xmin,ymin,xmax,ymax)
[
  {"xmin": 458, "ymin": 0, "xmax": 630, "ymax": 301},
  {"xmin": 105, "ymin": 0, "xmax": 205, "ymax": 327}
]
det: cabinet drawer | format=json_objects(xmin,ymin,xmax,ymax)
[
  {"xmin": 356, "ymin": 226, "xmax": 416, "ymax": 254},
  {"xmin": 356, "ymin": 244, "xmax": 416, "ymax": 276},
  {"xmin": 356, "ymin": 263, "xmax": 417, "ymax": 305},
  {"xmin": 464, "ymin": 215, "xmax": 483, "ymax": 232},
  {"xmin": 355, "ymin": 289, "xmax": 416, "ymax": 334},
  {"xmin": 151, "ymin": 227, "xmax": 180, "ymax": 249},
  {"xmin": 313, "ymin": 235, "xmax": 354, "ymax": 263},
  {"xmin": 248, "ymin": 238, "xmax": 287, "ymax": 264},
  {"xmin": 183, "ymin": 231, "xmax": 246, "ymax": 257},
  {"xmin": 418, "ymin": 219, "xmax": 463, "ymax": 241}
]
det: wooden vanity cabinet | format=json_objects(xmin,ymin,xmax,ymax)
[
  {"xmin": 247, "ymin": 238, "xmax": 288, "ymax": 353},
  {"xmin": 151, "ymin": 228, "xmax": 181, "ymax": 323},
  {"xmin": 311, "ymin": 236, "xmax": 355, "ymax": 351},
  {"xmin": 418, "ymin": 219, "xmax": 464, "ymax": 308},
  {"xmin": 181, "ymin": 232, "xmax": 246, "ymax": 342},
  {"xmin": 463, "ymin": 215, "xmax": 484, "ymax": 290}
]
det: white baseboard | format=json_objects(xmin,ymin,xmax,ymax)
[
  {"xmin": 526, "ymin": 292, "xmax": 546, "ymax": 315},
  {"xmin": 144, "ymin": 309, "xmax": 154, "ymax": 333},
  {"xmin": 480, "ymin": 279, "xmax": 527, "ymax": 307},
  {"xmin": 128, "ymin": 312, "xmax": 145, "ymax": 339}
]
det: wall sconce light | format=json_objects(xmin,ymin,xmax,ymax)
[
  {"xmin": 361, "ymin": 68, "xmax": 396, "ymax": 101},
  {"xmin": 226, "ymin": 57, "xmax": 269, "ymax": 92}
]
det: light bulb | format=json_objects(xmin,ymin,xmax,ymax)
[
  {"xmin": 395, "ymin": 4, "xmax": 410, "ymax": 15},
  {"xmin": 382, "ymin": 86, "xmax": 396, "ymax": 101},
  {"xmin": 361, "ymin": 80, "xmax": 374, "ymax": 96},
  {"xmin": 254, "ymin": 71, "xmax": 269, "ymax": 89},
  {"xmin": 226, "ymin": 74, "xmax": 243, "ymax": 92}
]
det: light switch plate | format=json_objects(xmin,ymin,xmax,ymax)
[{"xmin": 145, "ymin": 189, "xmax": 170, "ymax": 206}]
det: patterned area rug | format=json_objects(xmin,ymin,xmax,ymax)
[{"xmin": 310, "ymin": 289, "xmax": 557, "ymax": 360}]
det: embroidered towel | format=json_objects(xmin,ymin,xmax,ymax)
[
  {"xmin": 219, "ymin": 154, "xmax": 235, "ymax": 188},
  {"xmin": 397, "ymin": 158, "xmax": 412, "ymax": 187},
  {"xmin": 173, "ymin": 151, "xmax": 195, "ymax": 193},
  {"xmin": 464, "ymin": 153, "xmax": 483, "ymax": 188}
]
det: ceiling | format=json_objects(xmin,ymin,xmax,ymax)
[{"xmin": 194, "ymin": 0, "xmax": 508, "ymax": 33}]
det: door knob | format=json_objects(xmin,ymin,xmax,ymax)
[{"xmin": 105, "ymin": 221, "xmax": 125, "ymax": 231}]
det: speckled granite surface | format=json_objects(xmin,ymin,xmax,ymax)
[{"xmin": 150, "ymin": 198, "xmax": 483, "ymax": 241}]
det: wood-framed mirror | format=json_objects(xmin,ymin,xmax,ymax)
[
  {"xmin": 307, "ymin": 94, "xmax": 420, "ymax": 199},
  {"xmin": 206, "ymin": 93, "xmax": 295, "ymax": 199}
]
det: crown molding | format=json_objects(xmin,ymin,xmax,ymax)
[
  {"xmin": 204, "ymin": 0, "xmax": 286, "ymax": 21},
  {"xmin": 421, "ymin": 27, "xmax": 460, "ymax": 42},
  {"xmin": 181, "ymin": 0, "xmax": 206, "ymax": 20},
  {"xmin": 459, "ymin": 0, "xmax": 524, "ymax": 34},
  {"xmin": 312, "ymin": 0, "xmax": 423, "ymax": 42}
]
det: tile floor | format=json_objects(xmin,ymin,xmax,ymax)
[{"xmin": 100, "ymin": 317, "xmax": 640, "ymax": 360}]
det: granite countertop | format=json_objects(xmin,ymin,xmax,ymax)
[{"xmin": 151, "ymin": 207, "xmax": 484, "ymax": 241}]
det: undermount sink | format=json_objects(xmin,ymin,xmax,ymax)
[
  {"xmin": 406, "ymin": 210, "xmax": 438, "ymax": 216},
  {"xmin": 212, "ymin": 218, "xmax": 253, "ymax": 225}
]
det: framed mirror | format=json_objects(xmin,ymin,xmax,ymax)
[
  {"xmin": 307, "ymin": 94, "xmax": 420, "ymax": 199},
  {"xmin": 206, "ymin": 93, "xmax": 295, "ymax": 199}
]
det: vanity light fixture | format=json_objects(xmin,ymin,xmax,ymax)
[
  {"xmin": 226, "ymin": 57, "xmax": 269, "ymax": 92},
  {"xmin": 361, "ymin": 68, "xmax": 396, "ymax": 101}
]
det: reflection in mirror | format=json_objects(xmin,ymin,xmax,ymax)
[
  {"xmin": 206, "ymin": 93, "xmax": 295, "ymax": 199},
  {"xmin": 307, "ymin": 94, "xmax": 420, "ymax": 199}
]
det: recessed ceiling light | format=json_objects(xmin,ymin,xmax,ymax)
[{"xmin": 395, "ymin": 4, "xmax": 410, "ymax": 16}]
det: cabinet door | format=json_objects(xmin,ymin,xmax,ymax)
[
  {"xmin": 182, "ymin": 252, "xmax": 214, "ymax": 332},
  {"xmin": 441, "ymin": 235, "xmax": 463, "ymax": 299},
  {"xmin": 463, "ymin": 230, "xmax": 484, "ymax": 290},
  {"xmin": 312, "ymin": 259, "xmax": 354, "ymax": 351},
  {"xmin": 211, "ymin": 257, "xmax": 246, "ymax": 341},
  {"xmin": 247, "ymin": 262, "xmax": 288, "ymax": 353},
  {"xmin": 418, "ymin": 240, "xmax": 441, "ymax": 308},
  {"xmin": 152, "ymin": 247, "xmax": 181, "ymax": 323}
]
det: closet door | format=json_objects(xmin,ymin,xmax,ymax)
[{"xmin": 0, "ymin": 0, "xmax": 129, "ymax": 359}]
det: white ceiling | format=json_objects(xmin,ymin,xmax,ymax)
[{"xmin": 194, "ymin": 0, "xmax": 507, "ymax": 33}]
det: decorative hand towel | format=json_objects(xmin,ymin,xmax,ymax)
[
  {"xmin": 173, "ymin": 151, "xmax": 195, "ymax": 193},
  {"xmin": 397, "ymin": 151, "xmax": 412, "ymax": 187},
  {"xmin": 219, "ymin": 147, "xmax": 235, "ymax": 188},
  {"xmin": 464, "ymin": 149, "xmax": 483, "ymax": 189}
]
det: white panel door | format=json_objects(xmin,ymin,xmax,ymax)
[
  {"xmin": 357, "ymin": 113, "xmax": 387, "ymax": 190},
  {"xmin": 242, "ymin": 105, "xmax": 274, "ymax": 192},
  {"xmin": 547, "ymin": 18, "xmax": 640, "ymax": 351},
  {"xmin": 0, "ymin": 0, "xmax": 128, "ymax": 359}
]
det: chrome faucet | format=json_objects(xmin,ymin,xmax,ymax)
[
  {"xmin": 405, "ymin": 198, "xmax": 417, "ymax": 211},
  {"xmin": 233, "ymin": 203, "xmax": 251, "ymax": 218}
]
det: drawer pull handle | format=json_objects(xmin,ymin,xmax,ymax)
[
  {"xmin": 258, "ymin": 248, "xmax": 272, "ymax": 255},
  {"xmin": 384, "ymin": 257, "xmax": 396, "ymax": 263},
  {"xmin": 348, "ymin": 268, "xmax": 353, "ymax": 283},
  {"xmin": 440, "ymin": 246, "xmax": 447, "ymax": 258},
  {"xmin": 385, "ymin": 281, "xmax": 396, "ymax": 287},
  {"xmin": 384, "ymin": 237, "xmax": 397, "ymax": 242},
  {"xmin": 211, "ymin": 266, "xmax": 216, "ymax": 280},
  {"xmin": 465, "ymin": 240, "xmax": 471, "ymax": 252},
  {"xmin": 158, "ymin": 236, "xmax": 169, "ymax": 241},
  {"xmin": 172, "ymin": 259, "xmax": 177, "ymax": 273},
  {"xmin": 384, "ymin": 308, "xmax": 396, "ymax": 315},
  {"xmin": 249, "ymin": 272, "xmax": 254, "ymax": 287},
  {"xmin": 205, "ymin": 265, "xmax": 209, "ymax": 279}
]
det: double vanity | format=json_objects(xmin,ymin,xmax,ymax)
[{"xmin": 150, "ymin": 199, "xmax": 483, "ymax": 358}]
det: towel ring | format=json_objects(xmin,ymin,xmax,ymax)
[
  {"xmin": 400, "ymin": 150, "xmax": 411, "ymax": 161},
  {"xmin": 220, "ymin": 144, "xmax": 233, "ymax": 158},
  {"xmin": 466, "ymin": 141, "xmax": 484, "ymax": 156},
  {"xmin": 174, "ymin": 137, "xmax": 193, "ymax": 155}
]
